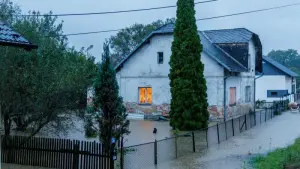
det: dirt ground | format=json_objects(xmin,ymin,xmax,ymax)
[{"xmin": 2, "ymin": 163, "xmax": 54, "ymax": 169}]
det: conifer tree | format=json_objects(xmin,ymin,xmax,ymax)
[
  {"xmin": 94, "ymin": 41, "xmax": 130, "ymax": 147},
  {"xmin": 169, "ymin": 0, "xmax": 209, "ymax": 130}
]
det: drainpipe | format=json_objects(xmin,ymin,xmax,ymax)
[
  {"xmin": 254, "ymin": 73, "xmax": 264, "ymax": 113},
  {"xmin": 224, "ymin": 76, "xmax": 231, "ymax": 122}
]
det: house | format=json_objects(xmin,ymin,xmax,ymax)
[
  {"xmin": 115, "ymin": 23, "xmax": 263, "ymax": 120},
  {"xmin": 255, "ymin": 56, "xmax": 298, "ymax": 103}
]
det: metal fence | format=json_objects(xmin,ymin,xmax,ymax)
[{"xmin": 120, "ymin": 101, "xmax": 289, "ymax": 169}]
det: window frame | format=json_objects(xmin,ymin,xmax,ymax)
[
  {"xmin": 229, "ymin": 87, "xmax": 236, "ymax": 106},
  {"xmin": 245, "ymin": 86, "xmax": 251, "ymax": 103},
  {"xmin": 138, "ymin": 87, "xmax": 153, "ymax": 105},
  {"xmin": 157, "ymin": 52, "xmax": 164, "ymax": 64}
]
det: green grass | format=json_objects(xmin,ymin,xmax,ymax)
[{"xmin": 252, "ymin": 138, "xmax": 300, "ymax": 169}]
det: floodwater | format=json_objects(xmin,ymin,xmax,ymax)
[
  {"xmin": 151, "ymin": 111, "xmax": 300, "ymax": 169},
  {"xmin": 35, "ymin": 117, "xmax": 173, "ymax": 147}
]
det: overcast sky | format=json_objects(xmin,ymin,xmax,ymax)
[{"xmin": 11, "ymin": 0, "xmax": 300, "ymax": 62}]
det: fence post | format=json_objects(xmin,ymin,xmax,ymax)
[
  {"xmin": 239, "ymin": 117, "xmax": 241, "ymax": 133},
  {"xmin": 245, "ymin": 115, "xmax": 247, "ymax": 130},
  {"xmin": 175, "ymin": 136, "xmax": 178, "ymax": 158},
  {"xmin": 154, "ymin": 139, "xmax": 157, "ymax": 165},
  {"xmin": 206, "ymin": 129, "xmax": 208, "ymax": 148},
  {"xmin": 192, "ymin": 132, "xmax": 195, "ymax": 153},
  {"xmin": 225, "ymin": 121, "xmax": 228, "ymax": 140},
  {"xmin": 72, "ymin": 141, "xmax": 79, "ymax": 169},
  {"xmin": 217, "ymin": 123, "xmax": 220, "ymax": 144},
  {"xmin": 265, "ymin": 108, "xmax": 267, "ymax": 122},
  {"xmin": 232, "ymin": 119, "xmax": 235, "ymax": 136},
  {"xmin": 254, "ymin": 111, "xmax": 257, "ymax": 126},
  {"xmin": 120, "ymin": 137, "xmax": 124, "ymax": 169},
  {"xmin": 259, "ymin": 111, "xmax": 261, "ymax": 124}
]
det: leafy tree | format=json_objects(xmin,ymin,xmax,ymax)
[
  {"xmin": 93, "ymin": 41, "xmax": 130, "ymax": 147},
  {"xmin": 0, "ymin": 0, "xmax": 97, "ymax": 137},
  {"xmin": 109, "ymin": 18, "xmax": 175, "ymax": 66},
  {"xmin": 169, "ymin": 0, "xmax": 209, "ymax": 130},
  {"xmin": 268, "ymin": 49, "xmax": 299, "ymax": 67}
]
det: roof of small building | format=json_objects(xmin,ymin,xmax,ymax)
[
  {"xmin": 115, "ymin": 23, "xmax": 259, "ymax": 72},
  {"xmin": 0, "ymin": 21, "xmax": 37, "ymax": 49},
  {"xmin": 262, "ymin": 56, "xmax": 298, "ymax": 77}
]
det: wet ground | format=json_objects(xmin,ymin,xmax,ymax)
[{"xmin": 151, "ymin": 111, "xmax": 300, "ymax": 169}]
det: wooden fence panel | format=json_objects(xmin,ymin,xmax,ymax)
[{"xmin": 1, "ymin": 135, "xmax": 110, "ymax": 169}]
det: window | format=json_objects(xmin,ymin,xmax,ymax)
[
  {"xmin": 267, "ymin": 90, "xmax": 288, "ymax": 98},
  {"xmin": 229, "ymin": 87, "xmax": 236, "ymax": 106},
  {"xmin": 292, "ymin": 84, "xmax": 296, "ymax": 94},
  {"xmin": 271, "ymin": 92, "xmax": 278, "ymax": 97},
  {"xmin": 245, "ymin": 86, "xmax": 251, "ymax": 102},
  {"xmin": 157, "ymin": 52, "xmax": 164, "ymax": 64},
  {"xmin": 139, "ymin": 87, "xmax": 152, "ymax": 104}
]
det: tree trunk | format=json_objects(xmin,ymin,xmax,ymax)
[
  {"xmin": 4, "ymin": 114, "xmax": 11, "ymax": 136},
  {"xmin": 13, "ymin": 116, "xmax": 26, "ymax": 131}
]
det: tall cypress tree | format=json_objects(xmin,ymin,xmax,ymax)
[
  {"xmin": 94, "ymin": 41, "xmax": 130, "ymax": 148},
  {"xmin": 169, "ymin": 0, "xmax": 209, "ymax": 130}
]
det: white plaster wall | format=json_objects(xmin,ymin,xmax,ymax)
[
  {"xmin": 226, "ymin": 76, "xmax": 254, "ymax": 105},
  {"xmin": 255, "ymin": 75, "xmax": 286, "ymax": 102},
  {"xmin": 116, "ymin": 34, "xmax": 224, "ymax": 106},
  {"xmin": 225, "ymin": 39, "xmax": 256, "ymax": 106}
]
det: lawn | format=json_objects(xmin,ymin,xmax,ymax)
[{"xmin": 252, "ymin": 138, "xmax": 300, "ymax": 169}]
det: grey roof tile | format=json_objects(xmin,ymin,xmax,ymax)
[{"xmin": 203, "ymin": 28, "xmax": 253, "ymax": 43}]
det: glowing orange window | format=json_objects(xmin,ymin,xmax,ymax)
[{"xmin": 139, "ymin": 87, "xmax": 152, "ymax": 104}]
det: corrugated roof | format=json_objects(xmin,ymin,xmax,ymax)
[
  {"xmin": 0, "ymin": 21, "xmax": 37, "ymax": 49},
  {"xmin": 115, "ymin": 24, "xmax": 254, "ymax": 72},
  {"xmin": 203, "ymin": 28, "xmax": 254, "ymax": 44},
  {"xmin": 263, "ymin": 56, "xmax": 298, "ymax": 77}
]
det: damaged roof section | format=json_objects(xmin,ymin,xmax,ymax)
[{"xmin": 115, "ymin": 23, "xmax": 262, "ymax": 73}]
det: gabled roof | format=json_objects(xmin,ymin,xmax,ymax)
[
  {"xmin": 0, "ymin": 21, "xmax": 37, "ymax": 49},
  {"xmin": 115, "ymin": 23, "xmax": 258, "ymax": 72},
  {"xmin": 262, "ymin": 56, "xmax": 298, "ymax": 77}
]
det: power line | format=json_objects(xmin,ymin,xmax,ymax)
[
  {"xmin": 197, "ymin": 2, "xmax": 300, "ymax": 21},
  {"xmin": 63, "ymin": 2, "xmax": 300, "ymax": 37},
  {"xmin": 17, "ymin": 0, "xmax": 217, "ymax": 17},
  {"xmin": 65, "ymin": 29, "xmax": 121, "ymax": 36}
]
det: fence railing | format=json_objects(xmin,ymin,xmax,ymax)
[
  {"xmin": 120, "ymin": 102, "xmax": 289, "ymax": 169},
  {"xmin": 1, "ymin": 135, "xmax": 111, "ymax": 169}
]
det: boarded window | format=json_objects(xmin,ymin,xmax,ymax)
[
  {"xmin": 229, "ymin": 87, "xmax": 236, "ymax": 106},
  {"xmin": 245, "ymin": 86, "xmax": 251, "ymax": 102},
  {"xmin": 139, "ymin": 87, "xmax": 152, "ymax": 104},
  {"xmin": 157, "ymin": 52, "xmax": 164, "ymax": 64}
]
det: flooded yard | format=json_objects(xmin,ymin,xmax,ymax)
[{"xmin": 153, "ymin": 111, "xmax": 300, "ymax": 169}]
